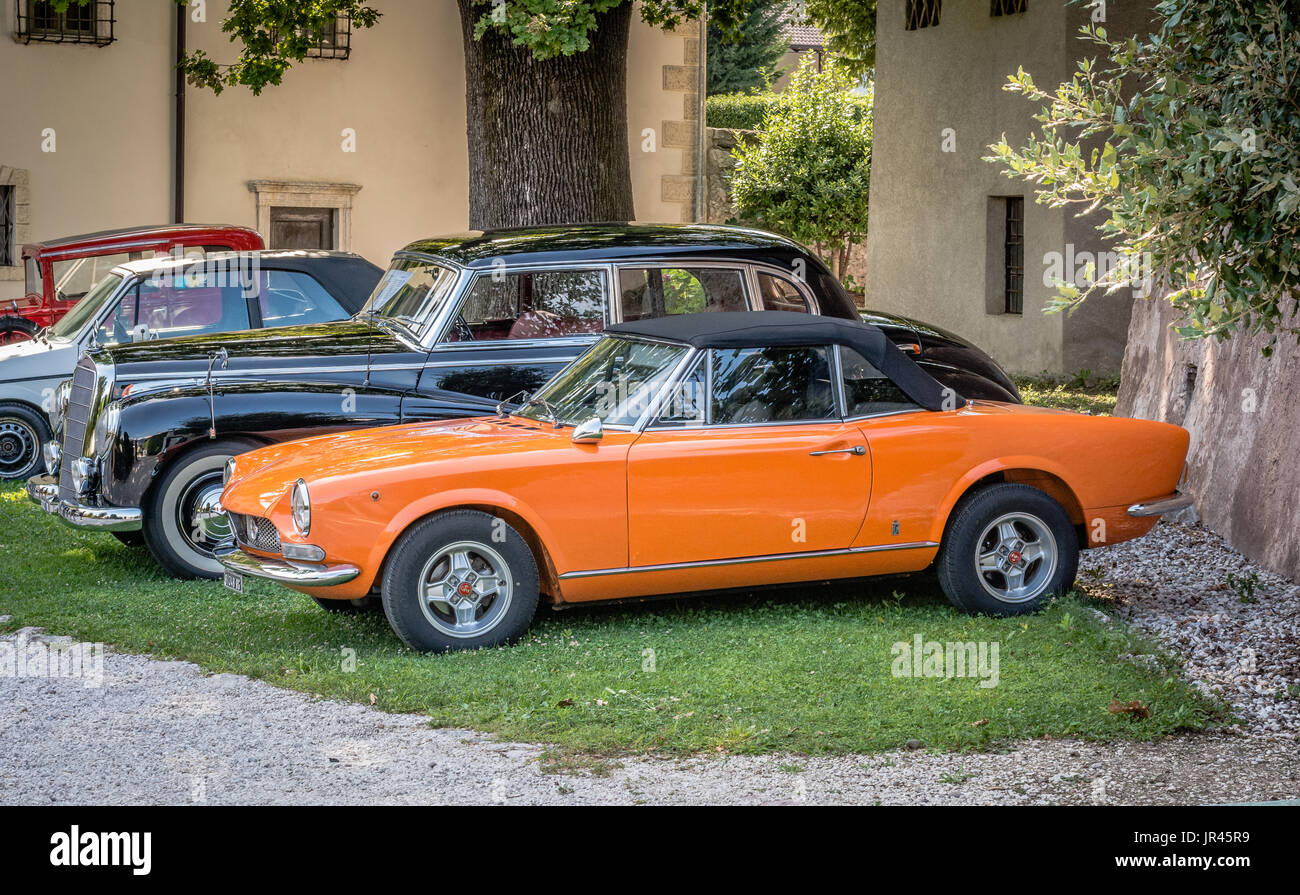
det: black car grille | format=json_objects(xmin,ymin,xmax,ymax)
[
  {"xmin": 229, "ymin": 512, "xmax": 282, "ymax": 554},
  {"xmin": 58, "ymin": 358, "xmax": 98, "ymax": 503}
]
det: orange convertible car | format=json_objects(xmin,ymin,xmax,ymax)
[{"xmin": 217, "ymin": 312, "xmax": 1192, "ymax": 652}]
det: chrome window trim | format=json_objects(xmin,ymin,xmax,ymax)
[
  {"xmin": 611, "ymin": 258, "xmax": 759, "ymax": 324},
  {"xmin": 843, "ymin": 407, "xmax": 930, "ymax": 424},
  {"xmin": 746, "ymin": 263, "xmax": 821, "ymax": 315},
  {"xmin": 429, "ymin": 262, "xmax": 614, "ymax": 349},
  {"xmin": 558, "ymin": 540, "xmax": 940, "ymax": 580}
]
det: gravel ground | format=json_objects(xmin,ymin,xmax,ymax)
[{"xmin": 1, "ymin": 521, "xmax": 1297, "ymax": 805}]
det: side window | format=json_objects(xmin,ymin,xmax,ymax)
[
  {"xmin": 619, "ymin": 266, "xmax": 748, "ymax": 322},
  {"xmin": 51, "ymin": 251, "xmax": 133, "ymax": 303},
  {"xmin": 446, "ymin": 269, "xmax": 606, "ymax": 342},
  {"xmin": 755, "ymin": 271, "xmax": 811, "ymax": 313},
  {"xmin": 96, "ymin": 276, "xmax": 251, "ymax": 345},
  {"xmin": 257, "ymin": 270, "xmax": 349, "ymax": 327},
  {"xmin": 841, "ymin": 346, "xmax": 919, "ymax": 417},
  {"xmin": 711, "ymin": 346, "xmax": 836, "ymax": 425},
  {"xmin": 652, "ymin": 355, "xmax": 707, "ymax": 427}
]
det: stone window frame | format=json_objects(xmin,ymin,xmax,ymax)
[
  {"xmin": 0, "ymin": 165, "xmax": 30, "ymax": 282},
  {"xmin": 247, "ymin": 180, "xmax": 361, "ymax": 252}
]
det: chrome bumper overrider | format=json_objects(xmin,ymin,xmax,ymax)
[
  {"xmin": 25, "ymin": 474, "xmax": 143, "ymax": 532},
  {"xmin": 215, "ymin": 546, "xmax": 360, "ymax": 588},
  {"xmin": 1127, "ymin": 491, "xmax": 1195, "ymax": 518}
]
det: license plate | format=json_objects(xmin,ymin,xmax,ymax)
[{"xmin": 223, "ymin": 571, "xmax": 244, "ymax": 594}]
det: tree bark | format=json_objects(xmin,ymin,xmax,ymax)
[{"xmin": 457, "ymin": 0, "xmax": 635, "ymax": 230}]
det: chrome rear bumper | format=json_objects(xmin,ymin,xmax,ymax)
[
  {"xmin": 1127, "ymin": 491, "xmax": 1195, "ymax": 517},
  {"xmin": 26, "ymin": 474, "xmax": 143, "ymax": 532},
  {"xmin": 215, "ymin": 546, "xmax": 360, "ymax": 588}
]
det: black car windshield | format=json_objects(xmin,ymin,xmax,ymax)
[
  {"xmin": 360, "ymin": 259, "xmax": 458, "ymax": 333},
  {"xmin": 49, "ymin": 272, "xmax": 124, "ymax": 340},
  {"xmin": 517, "ymin": 336, "xmax": 689, "ymax": 428}
]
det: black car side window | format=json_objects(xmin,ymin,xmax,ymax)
[
  {"xmin": 755, "ymin": 271, "xmax": 811, "ymax": 313},
  {"xmin": 840, "ymin": 346, "xmax": 919, "ymax": 417},
  {"xmin": 445, "ymin": 269, "xmax": 606, "ymax": 342},
  {"xmin": 710, "ymin": 346, "xmax": 837, "ymax": 425},
  {"xmin": 619, "ymin": 266, "xmax": 748, "ymax": 322}
]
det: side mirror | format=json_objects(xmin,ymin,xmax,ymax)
[{"xmin": 571, "ymin": 416, "xmax": 603, "ymax": 445}]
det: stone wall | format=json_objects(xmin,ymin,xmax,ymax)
[{"xmin": 1117, "ymin": 296, "xmax": 1300, "ymax": 580}]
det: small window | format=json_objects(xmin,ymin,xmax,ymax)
[
  {"xmin": 841, "ymin": 347, "xmax": 919, "ymax": 418},
  {"xmin": 270, "ymin": 206, "xmax": 335, "ymax": 250},
  {"xmin": 711, "ymin": 346, "xmax": 837, "ymax": 425},
  {"xmin": 15, "ymin": 0, "xmax": 115, "ymax": 46},
  {"xmin": 619, "ymin": 266, "xmax": 748, "ymax": 322},
  {"xmin": 1004, "ymin": 197, "xmax": 1024, "ymax": 314},
  {"xmin": 95, "ymin": 276, "xmax": 251, "ymax": 345},
  {"xmin": 905, "ymin": 0, "xmax": 941, "ymax": 30},
  {"xmin": 447, "ymin": 269, "xmax": 606, "ymax": 342},
  {"xmin": 256, "ymin": 271, "xmax": 349, "ymax": 328},
  {"xmin": 304, "ymin": 12, "xmax": 351, "ymax": 59},
  {"xmin": 51, "ymin": 251, "xmax": 133, "ymax": 303},
  {"xmin": 0, "ymin": 185, "xmax": 14, "ymax": 266},
  {"xmin": 991, "ymin": 0, "xmax": 1027, "ymax": 15},
  {"xmin": 652, "ymin": 355, "xmax": 708, "ymax": 427},
  {"xmin": 755, "ymin": 271, "xmax": 811, "ymax": 313}
]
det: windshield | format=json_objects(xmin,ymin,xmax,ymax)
[
  {"xmin": 49, "ymin": 273, "xmax": 124, "ymax": 340},
  {"xmin": 360, "ymin": 259, "xmax": 458, "ymax": 334},
  {"xmin": 517, "ymin": 337, "xmax": 689, "ymax": 428}
]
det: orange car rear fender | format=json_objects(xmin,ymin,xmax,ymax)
[{"xmin": 926, "ymin": 455, "xmax": 1087, "ymax": 545}]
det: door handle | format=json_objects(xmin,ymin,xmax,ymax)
[{"xmin": 809, "ymin": 445, "xmax": 866, "ymax": 456}]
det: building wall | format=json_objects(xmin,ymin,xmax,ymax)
[
  {"xmin": 865, "ymin": 0, "xmax": 1149, "ymax": 375},
  {"xmin": 0, "ymin": 0, "xmax": 696, "ymax": 302}
]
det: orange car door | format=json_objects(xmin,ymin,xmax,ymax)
[
  {"xmin": 626, "ymin": 344, "xmax": 871, "ymax": 567},
  {"xmin": 626, "ymin": 423, "xmax": 871, "ymax": 566}
]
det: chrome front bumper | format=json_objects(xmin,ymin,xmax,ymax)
[
  {"xmin": 25, "ymin": 474, "xmax": 143, "ymax": 532},
  {"xmin": 215, "ymin": 546, "xmax": 360, "ymax": 588},
  {"xmin": 1127, "ymin": 491, "xmax": 1195, "ymax": 518}
]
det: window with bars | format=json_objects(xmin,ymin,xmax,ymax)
[
  {"xmin": 0, "ymin": 186, "xmax": 15, "ymax": 267},
  {"xmin": 905, "ymin": 0, "xmax": 941, "ymax": 30},
  {"xmin": 304, "ymin": 12, "xmax": 351, "ymax": 59},
  {"xmin": 15, "ymin": 0, "xmax": 115, "ymax": 46},
  {"xmin": 1003, "ymin": 196, "xmax": 1025, "ymax": 314},
  {"xmin": 991, "ymin": 0, "xmax": 1028, "ymax": 15}
]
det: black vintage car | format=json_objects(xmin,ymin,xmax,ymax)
[{"xmin": 27, "ymin": 224, "xmax": 1020, "ymax": 579}]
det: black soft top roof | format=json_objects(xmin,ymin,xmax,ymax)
[{"xmin": 607, "ymin": 311, "xmax": 963, "ymax": 412}]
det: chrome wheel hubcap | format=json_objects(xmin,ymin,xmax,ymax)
[
  {"xmin": 419, "ymin": 540, "xmax": 513, "ymax": 639},
  {"xmin": 180, "ymin": 473, "xmax": 232, "ymax": 555},
  {"xmin": 0, "ymin": 419, "xmax": 38, "ymax": 478},
  {"xmin": 975, "ymin": 512, "xmax": 1058, "ymax": 604}
]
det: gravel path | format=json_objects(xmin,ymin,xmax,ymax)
[{"xmin": 2, "ymin": 521, "xmax": 1297, "ymax": 805}]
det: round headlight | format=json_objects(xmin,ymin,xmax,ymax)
[
  {"xmin": 290, "ymin": 478, "xmax": 310, "ymax": 536},
  {"xmin": 223, "ymin": 457, "xmax": 237, "ymax": 485},
  {"xmin": 91, "ymin": 402, "xmax": 122, "ymax": 456}
]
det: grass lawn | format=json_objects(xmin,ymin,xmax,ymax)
[
  {"xmin": 0, "ymin": 479, "xmax": 1216, "ymax": 757},
  {"xmin": 1012, "ymin": 373, "xmax": 1120, "ymax": 415}
]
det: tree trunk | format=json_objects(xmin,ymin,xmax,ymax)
[{"xmin": 457, "ymin": 0, "xmax": 635, "ymax": 230}]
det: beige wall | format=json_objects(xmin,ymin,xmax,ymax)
[
  {"xmin": 0, "ymin": 0, "xmax": 174, "ymax": 301},
  {"xmin": 0, "ymin": 0, "xmax": 696, "ymax": 303},
  {"xmin": 865, "ymin": 0, "xmax": 1071, "ymax": 374}
]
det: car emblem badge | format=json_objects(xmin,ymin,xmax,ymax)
[
  {"xmin": 457, "ymin": 581, "xmax": 473, "ymax": 598},
  {"xmin": 1008, "ymin": 550, "xmax": 1023, "ymax": 565}
]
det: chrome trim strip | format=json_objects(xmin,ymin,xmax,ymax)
[
  {"xmin": 216, "ymin": 546, "xmax": 360, "ymax": 587},
  {"xmin": 558, "ymin": 540, "xmax": 940, "ymax": 580},
  {"xmin": 1127, "ymin": 491, "xmax": 1194, "ymax": 518}
]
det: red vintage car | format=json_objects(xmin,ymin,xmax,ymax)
[{"xmin": 1, "ymin": 224, "xmax": 264, "ymax": 343}]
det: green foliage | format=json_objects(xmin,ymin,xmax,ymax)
[
  {"xmin": 729, "ymin": 60, "xmax": 871, "ymax": 278},
  {"xmin": 986, "ymin": 0, "xmax": 1300, "ymax": 348},
  {"xmin": 707, "ymin": 1, "xmax": 791, "ymax": 96},
  {"xmin": 801, "ymin": 0, "xmax": 877, "ymax": 77},
  {"xmin": 706, "ymin": 92, "xmax": 781, "ymax": 130},
  {"xmin": 1014, "ymin": 374, "xmax": 1118, "ymax": 415}
]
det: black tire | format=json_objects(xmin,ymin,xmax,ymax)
[
  {"xmin": 0, "ymin": 315, "xmax": 39, "ymax": 345},
  {"xmin": 111, "ymin": 530, "xmax": 145, "ymax": 548},
  {"xmin": 143, "ymin": 441, "xmax": 249, "ymax": 579},
  {"xmin": 380, "ymin": 510, "xmax": 539, "ymax": 652},
  {"xmin": 0, "ymin": 402, "xmax": 51, "ymax": 481},
  {"xmin": 936, "ymin": 483, "xmax": 1078, "ymax": 616},
  {"xmin": 312, "ymin": 595, "xmax": 381, "ymax": 613}
]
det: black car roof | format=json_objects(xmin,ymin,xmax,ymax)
[
  {"xmin": 399, "ymin": 223, "xmax": 818, "ymax": 270},
  {"xmin": 200, "ymin": 251, "xmax": 382, "ymax": 314},
  {"xmin": 607, "ymin": 311, "xmax": 964, "ymax": 412}
]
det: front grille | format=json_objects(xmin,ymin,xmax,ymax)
[
  {"xmin": 228, "ymin": 512, "xmax": 282, "ymax": 554},
  {"xmin": 58, "ymin": 358, "xmax": 97, "ymax": 502}
]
